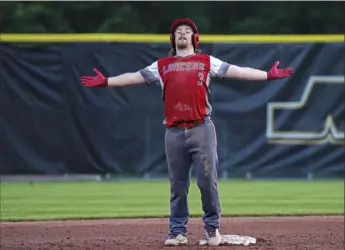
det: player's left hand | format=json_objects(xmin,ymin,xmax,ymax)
[{"xmin": 267, "ymin": 61, "xmax": 293, "ymax": 80}]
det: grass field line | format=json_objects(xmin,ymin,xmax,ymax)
[
  {"xmin": 1, "ymin": 181, "xmax": 343, "ymax": 222},
  {"xmin": 2, "ymin": 213, "xmax": 344, "ymax": 223}
]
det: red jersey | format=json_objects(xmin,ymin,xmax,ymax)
[{"xmin": 139, "ymin": 54, "xmax": 230, "ymax": 128}]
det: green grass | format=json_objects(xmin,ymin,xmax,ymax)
[{"xmin": 0, "ymin": 180, "xmax": 343, "ymax": 221}]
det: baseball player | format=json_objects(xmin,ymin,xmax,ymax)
[{"xmin": 80, "ymin": 18, "xmax": 293, "ymax": 246}]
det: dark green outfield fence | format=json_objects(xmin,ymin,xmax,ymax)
[{"xmin": 1, "ymin": 34, "xmax": 344, "ymax": 178}]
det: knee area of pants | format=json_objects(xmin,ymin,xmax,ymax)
[
  {"xmin": 198, "ymin": 164, "xmax": 217, "ymax": 179},
  {"xmin": 196, "ymin": 178, "xmax": 215, "ymax": 190},
  {"xmin": 171, "ymin": 181, "xmax": 189, "ymax": 194}
]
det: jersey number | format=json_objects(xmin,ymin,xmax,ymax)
[{"xmin": 197, "ymin": 72, "xmax": 204, "ymax": 86}]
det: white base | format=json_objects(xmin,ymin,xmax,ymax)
[{"xmin": 199, "ymin": 234, "xmax": 256, "ymax": 246}]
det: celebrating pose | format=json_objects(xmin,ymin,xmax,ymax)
[{"xmin": 80, "ymin": 18, "xmax": 293, "ymax": 246}]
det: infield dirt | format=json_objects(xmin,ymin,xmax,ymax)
[{"xmin": 1, "ymin": 216, "xmax": 343, "ymax": 250}]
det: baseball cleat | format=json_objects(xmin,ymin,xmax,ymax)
[
  {"xmin": 204, "ymin": 228, "xmax": 222, "ymax": 246},
  {"xmin": 164, "ymin": 233, "xmax": 188, "ymax": 246}
]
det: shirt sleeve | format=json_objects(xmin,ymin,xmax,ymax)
[
  {"xmin": 209, "ymin": 56, "xmax": 230, "ymax": 78},
  {"xmin": 138, "ymin": 61, "xmax": 161, "ymax": 85}
]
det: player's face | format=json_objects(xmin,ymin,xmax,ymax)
[{"xmin": 174, "ymin": 25, "xmax": 193, "ymax": 50}]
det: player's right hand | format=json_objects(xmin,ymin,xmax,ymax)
[{"xmin": 80, "ymin": 68, "xmax": 108, "ymax": 87}]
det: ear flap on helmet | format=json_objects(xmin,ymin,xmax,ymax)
[
  {"xmin": 170, "ymin": 33, "xmax": 175, "ymax": 48},
  {"xmin": 193, "ymin": 33, "xmax": 199, "ymax": 48}
]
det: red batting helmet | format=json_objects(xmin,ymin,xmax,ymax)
[{"xmin": 169, "ymin": 18, "xmax": 200, "ymax": 49}]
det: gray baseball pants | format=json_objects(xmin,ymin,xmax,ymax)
[{"xmin": 165, "ymin": 117, "xmax": 221, "ymax": 235}]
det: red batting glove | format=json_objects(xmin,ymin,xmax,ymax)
[
  {"xmin": 80, "ymin": 68, "xmax": 108, "ymax": 88},
  {"xmin": 267, "ymin": 61, "xmax": 293, "ymax": 80}
]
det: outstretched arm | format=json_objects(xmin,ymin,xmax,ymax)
[
  {"xmin": 224, "ymin": 65, "xmax": 268, "ymax": 80},
  {"xmin": 81, "ymin": 61, "xmax": 161, "ymax": 88},
  {"xmin": 107, "ymin": 72, "xmax": 145, "ymax": 87},
  {"xmin": 81, "ymin": 68, "xmax": 146, "ymax": 88},
  {"xmin": 224, "ymin": 61, "xmax": 293, "ymax": 81},
  {"xmin": 210, "ymin": 56, "xmax": 293, "ymax": 81}
]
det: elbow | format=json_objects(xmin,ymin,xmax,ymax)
[
  {"xmin": 110, "ymin": 72, "xmax": 144, "ymax": 87},
  {"xmin": 127, "ymin": 72, "xmax": 145, "ymax": 86},
  {"xmin": 224, "ymin": 65, "xmax": 243, "ymax": 79},
  {"xmin": 121, "ymin": 73, "xmax": 137, "ymax": 86},
  {"xmin": 225, "ymin": 66, "xmax": 267, "ymax": 81}
]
